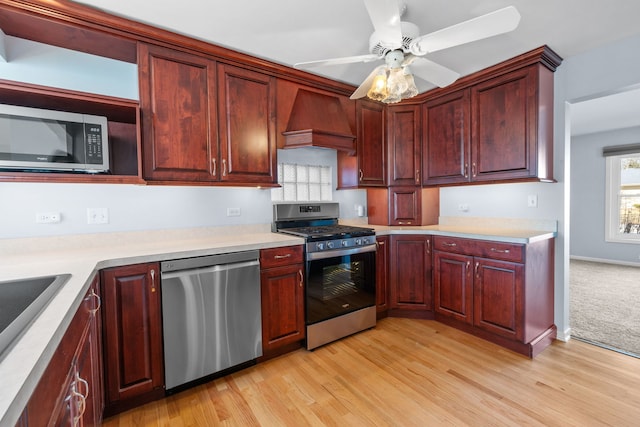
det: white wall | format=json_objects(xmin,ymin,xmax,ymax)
[{"xmin": 570, "ymin": 126, "xmax": 640, "ymax": 263}]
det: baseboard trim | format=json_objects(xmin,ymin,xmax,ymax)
[{"xmin": 570, "ymin": 255, "xmax": 640, "ymax": 267}]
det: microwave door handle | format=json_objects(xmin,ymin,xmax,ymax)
[{"xmin": 306, "ymin": 243, "xmax": 377, "ymax": 261}]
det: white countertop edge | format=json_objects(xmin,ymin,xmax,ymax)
[{"xmin": 372, "ymin": 227, "xmax": 557, "ymax": 244}]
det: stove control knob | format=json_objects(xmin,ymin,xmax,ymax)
[
  {"xmin": 355, "ymin": 238, "xmax": 362, "ymax": 245},
  {"xmin": 327, "ymin": 241, "xmax": 335, "ymax": 249},
  {"xmin": 341, "ymin": 240, "xmax": 348, "ymax": 247},
  {"xmin": 362, "ymin": 237, "xmax": 369, "ymax": 245},
  {"xmin": 317, "ymin": 242, "xmax": 324, "ymax": 251}
]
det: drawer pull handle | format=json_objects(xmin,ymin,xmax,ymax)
[
  {"xmin": 150, "ymin": 269, "xmax": 156, "ymax": 293},
  {"xmin": 491, "ymin": 248, "xmax": 510, "ymax": 254},
  {"xmin": 89, "ymin": 288, "xmax": 101, "ymax": 314},
  {"xmin": 274, "ymin": 253, "xmax": 292, "ymax": 259},
  {"xmin": 397, "ymin": 221, "xmax": 412, "ymax": 225},
  {"xmin": 442, "ymin": 242, "xmax": 457, "ymax": 247}
]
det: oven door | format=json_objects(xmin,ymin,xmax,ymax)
[{"xmin": 305, "ymin": 244, "xmax": 376, "ymax": 325}]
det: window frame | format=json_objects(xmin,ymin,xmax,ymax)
[{"xmin": 605, "ymin": 153, "xmax": 640, "ymax": 243}]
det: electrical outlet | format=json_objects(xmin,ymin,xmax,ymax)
[
  {"xmin": 227, "ymin": 207, "xmax": 241, "ymax": 217},
  {"xmin": 87, "ymin": 208, "xmax": 109, "ymax": 224},
  {"xmin": 527, "ymin": 195, "xmax": 538, "ymax": 208},
  {"xmin": 458, "ymin": 203, "xmax": 469, "ymax": 212},
  {"xmin": 36, "ymin": 212, "xmax": 61, "ymax": 224}
]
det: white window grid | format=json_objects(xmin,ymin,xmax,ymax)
[{"xmin": 271, "ymin": 163, "xmax": 332, "ymax": 202}]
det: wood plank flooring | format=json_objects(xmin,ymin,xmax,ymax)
[{"xmin": 102, "ymin": 318, "xmax": 640, "ymax": 426}]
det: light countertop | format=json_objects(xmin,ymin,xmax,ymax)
[{"xmin": 0, "ymin": 218, "xmax": 556, "ymax": 425}]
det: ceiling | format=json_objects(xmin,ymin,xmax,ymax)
[{"xmin": 71, "ymin": 0, "xmax": 640, "ymax": 136}]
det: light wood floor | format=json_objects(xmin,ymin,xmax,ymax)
[{"xmin": 103, "ymin": 318, "xmax": 640, "ymax": 426}]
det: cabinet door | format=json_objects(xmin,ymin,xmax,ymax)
[
  {"xmin": 139, "ymin": 43, "xmax": 217, "ymax": 182},
  {"xmin": 218, "ymin": 63, "xmax": 276, "ymax": 183},
  {"xmin": 389, "ymin": 186, "xmax": 421, "ymax": 226},
  {"xmin": 375, "ymin": 236, "xmax": 390, "ymax": 316},
  {"xmin": 356, "ymin": 99, "xmax": 386, "ymax": 186},
  {"xmin": 387, "ymin": 104, "xmax": 421, "ymax": 186},
  {"xmin": 101, "ymin": 263, "xmax": 164, "ymax": 413},
  {"xmin": 389, "ymin": 235, "xmax": 432, "ymax": 311},
  {"xmin": 471, "ymin": 66, "xmax": 537, "ymax": 181},
  {"xmin": 260, "ymin": 264, "xmax": 305, "ymax": 353},
  {"xmin": 434, "ymin": 251, "xmax": 473, "ymax": 324},
  {"xmin": 423, "ymin": 90, "xmax": 471, "ymax": 185},
  {"xmin": 473, "ymin": 258, "xmax": 524, "ymax": 340}
]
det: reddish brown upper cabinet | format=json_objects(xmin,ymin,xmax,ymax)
[
  {"xmin": 422, "ymin": 46, "xmax": 560, "ymax": 186},
  {"xmin": 386, "ymin": 104, "xmax": 421, "ymax": 186},
  {"xmin": 139, "ymin": 43, "xmax": 218, "ymax": 183},
  {"xmin": 356, "ymin": 99, "xmax": 386, "ymax": 187},
  {"xmin": 139, "ymin": 44, "xmax": 276, "ymax": 185},
  {"xmin": 422, "ymin": 89, "xmax": 471, "ymax": 186},
  {"xmin": 433, "ymin": 235, "xmax": 555, "ymax": 358},
  {"xmin": 217, "ymin": 63, "xmax": 277, "ymax": 184},
  {"xmin": 100, "ymin": 262, "xmax": 164, "ymax": 416}
]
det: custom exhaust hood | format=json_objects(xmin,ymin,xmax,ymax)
[{"xmin": 282, "ymin": 89, "xmax": 356, "ymax": 154}]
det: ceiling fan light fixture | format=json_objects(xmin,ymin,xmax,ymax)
[{"xmin": 367, "ymin": 69, "xmax": 389, "ymax": 102}]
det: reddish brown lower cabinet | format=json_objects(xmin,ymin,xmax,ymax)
[
  {"xmin": 388, "ymin": 235, "xmax": 433, "ymax": 317},
  {"xmin": 433, "ymin": 236, "xmax": 555, "ymax": 357},
  {"xmin": 100, "ymin": 263, "xmax": 164, "ymax": 416},
  {"xmin": 24, "ymin": 275, "xmax": 103, "ymax": 427},
  {"xmin": 375, "ymin": 236, "xmax": 390, "ymax": 318},
  {"xmin": 259, "ymin": 246, "xmax": 305, "ymax": 358}
]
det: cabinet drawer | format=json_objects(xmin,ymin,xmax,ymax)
[
  {"xmin": 433, "ymin": 236, "xmax": 523, "ymax": 263},
  {"xmin": 260, "ymin": 245, "xmax": 303, "ymax": 269}
]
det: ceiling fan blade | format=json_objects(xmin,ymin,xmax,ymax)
[
  {"xmin": 408, "ymin": 57, "xmax": 460, "ymax": 88},
  {"xmin": 363, "ymin": 0, "xmax": 403, "ymax": 49},
  {"xmin": 410, "ymin": 6, "xmax": 521, "ymax": 56},
  {"xmin": 294, "ymin": 53, "xmax": 381, "ymax": 69},
  {"xmin": 350, "ymin": 65, "xmax": 386, "ymax": 100}
]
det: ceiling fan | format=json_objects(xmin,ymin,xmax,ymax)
[{"xmin": 294, "ymin": 0, "xmax": 521, "ymax": 103}]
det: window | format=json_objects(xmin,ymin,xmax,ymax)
[
  {"xmin": 606, "ymin": 153, "xmax": 640, "ymax": 243},
  {"xmin": 271, "ymin": 163, "xmax": 332, "ymax": 202}
]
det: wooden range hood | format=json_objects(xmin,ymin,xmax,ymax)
[{"xmin": 282, "ymin": 89, "xmax": 356, "ymax": 154}]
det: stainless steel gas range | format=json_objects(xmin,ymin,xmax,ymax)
[{"xmin": 273, "ymin": 202, "xmax": 376, "ymax": 350}]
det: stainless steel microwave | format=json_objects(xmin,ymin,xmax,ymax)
[{"xmin": 0, "ymin": 104, "xmax": 109, "ymax": 173}]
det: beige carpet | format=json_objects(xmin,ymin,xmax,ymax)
[{"xmin": 570, "ymin": 259, "xmax": 640, "ymax": 357}]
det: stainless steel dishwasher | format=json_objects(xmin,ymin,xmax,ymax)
[{"xmin": 160, "ymin": 250, "xmax": 262, "ymax": 392}]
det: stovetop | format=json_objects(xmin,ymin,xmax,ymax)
[{"xmin": 278, "ymin": 224, "xmax": 375, "ymax": 240}]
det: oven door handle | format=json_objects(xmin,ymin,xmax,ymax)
[{"xmin": 306, "ymin": 243, "xmax": 377, "ymax": 261}]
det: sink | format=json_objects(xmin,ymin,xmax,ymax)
[{"xmin": 0, "ymin": 274, "xmax": 71, "ymax": 358}]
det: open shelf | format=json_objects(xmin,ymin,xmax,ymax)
[{"xmin": 0, "ymin": 79, "xmax": 143, "ymax": 184}]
